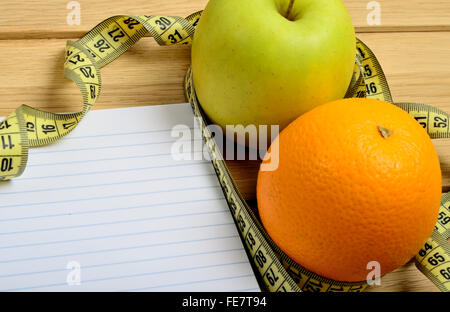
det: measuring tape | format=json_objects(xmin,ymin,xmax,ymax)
[
  {"xmin": 0, "ymin": 10, "xmax": 449, "ymax": 292},
  {"xmin": 414, "ymin": 192, "xmax": 450, "ymax": 292}
]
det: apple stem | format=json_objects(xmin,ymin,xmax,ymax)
[{"xmin": 285, "ymin": 0, "xmax": 295, "ymax": 20}]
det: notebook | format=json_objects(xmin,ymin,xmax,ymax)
[{"xmin": 0, "ymin": 104, "xmax": 260, "ymax": 292}]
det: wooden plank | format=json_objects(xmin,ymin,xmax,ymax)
[
  {"xmin": 345, "ymin": 0, "xmax": 450, "ymax": 32},
  {"xmin": 0, "ymin": 0, "xmax": 209, "ymax": 39},
  {"xmin": 0, "ymin": 38, "xmax": 191, "ymax": 113},
  {"xmin": 1, "ymin": 0, "xmax": 450, "ymax": 39},
  {"xmin": 3, "ymin": 32, "xmax": 449, "ymax": 198},
  {"xmin": 366, "ymin": 260, "xmax": 440, "ymax": 292}
]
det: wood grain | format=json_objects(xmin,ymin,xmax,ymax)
[
  {"xmin": 0, "ymin": 0, "xmax": 210, "ymax": 39},
  {"xmin": 0, "ymin": 0, "xmax": 448, "ymax": 293},
  {"xmin": 345, "ymin": 0, "xmax": 450, "ymax": 32},
  {"xmin": 1, "ymin": 0, "xmax": 450, "ymax": 39},
  {"xmin": 366, "ymin": 260, "xmax": 440, "ymax": 292},
  {"xmin": 1, "ymin": 32, "xmax": 450, "ymax": 198}
]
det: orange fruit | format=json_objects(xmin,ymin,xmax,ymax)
[{"xmin": 257, "ymin": 98, "xmax": 442, "ymax": 282}]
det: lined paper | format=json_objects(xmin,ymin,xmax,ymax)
[{"xmin": 0, "ymin": 104, "xmax": 260, "ymax": 292}]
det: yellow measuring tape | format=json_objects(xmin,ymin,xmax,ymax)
[{"xmin": 0, "ymin": 11, "xmax": 449, "ymax": 292}]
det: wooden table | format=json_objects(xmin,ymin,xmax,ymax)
[{"xmin": 1, "ymin": 0, "xmax": 449, "ymax": 292}]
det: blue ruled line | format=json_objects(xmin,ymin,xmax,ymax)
[
  {"xmin": 2, "ymin": 262, "xmax": 251, "ymax": 292},
  {"xmin": 27, "ymin": 151, "xmax": 204, "ymax": 167},
  {"xmin": 0, "ymin": 233, "xmax": 239, "ymax": 264},
  {"xmin": 0, "ymin": 213, "xmax": 231, "ymax": 239},
  {"xmin": 0, "ymin": 247, "xmax": 244, "ymax": 279},
  {"xmin": 0, "ymin": 197, "xmax": 224, "ymax": 223},
  {"xmin": 31, "ymin": 138, "xmax": 203, "ymax": 155},
  {"xmin": 0, "ymin": 185, "xmax": 222, "ymax": 209},
  {"xmin": 60, "ymin": 127, "xmax": 194, "ymax": 140},
  {"xmin": 0, "ymin": 173, "xmax": 216, "ymax": 195},
  {"xmin": 16, "ymin": 161, "xmax": 209, "ymax": 181}
]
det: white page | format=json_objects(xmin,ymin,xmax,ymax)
[{"xmin": 0, "ymin": 104, "xmax": 260, "ymax": 292}]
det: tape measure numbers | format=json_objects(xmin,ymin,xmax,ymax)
[
  {"xmin": 415, "ymin": 193, "xmax": 450, "ymax": 292},
  {"xmin": 0, "ymin": 11, "xmax": 202, "ymax": 181},
  {"xmin": 0, "ymin": 10, "xmax": 449, "ymax": 292},
  {"xmin": 186, "ymin": 67, "xmax": 369, "ymax": 292}
]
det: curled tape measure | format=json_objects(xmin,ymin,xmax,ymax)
[{"xmin": 0, "ymin": 10, "xmax": 449, "ymax": 292}]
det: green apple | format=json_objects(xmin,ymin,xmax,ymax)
[{"xmin": 191, "ymin": 0, "xmax": 356, "ymax": 141}]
